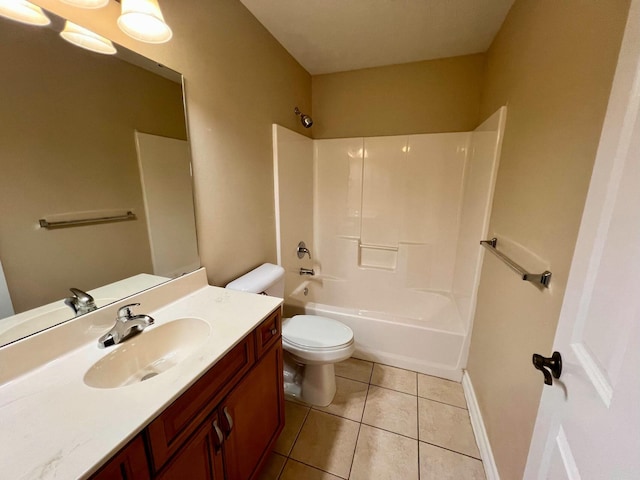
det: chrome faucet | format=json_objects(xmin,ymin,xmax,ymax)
[
  {"xmin": 299, "ymin": 268, "xmax": 315, "ymax": 276},
  {"xmin": 98, "ymin": 303, "xmax": 154, "ymax": 348},
  {"xmin": 297, "ymin": 241, "xmax": 312, "ymax": 259},
  {"xmin": 64, "ymin": 288, "xmax": 97, "ymax": 316}
]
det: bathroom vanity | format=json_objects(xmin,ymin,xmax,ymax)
[
  {"xmin": 0, "ymin": 269, "xmax": 284, "ymax": 480},
  {"xmin": 93, "ymin": 309, "xmax": 283, "ymax": 480}
]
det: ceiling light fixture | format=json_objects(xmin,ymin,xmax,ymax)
[
  {"xmin": 60, "ymin": 20, "xmax": 117, "ymax": 55},
  {"xmin": 117, "ymin": 0, "xmax": 172, "ymax": 44},
  {"xmin": 0, "ymin": 0, "xmax": 50, "ymax": 26},
  {"xmin": 59, "ymin": 0, "xmax": 108, "ymax": 8}
]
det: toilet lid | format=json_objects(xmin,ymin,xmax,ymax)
[{"xmin": 283, "ymin": 315, "xmax": 354, "ymax": 350}]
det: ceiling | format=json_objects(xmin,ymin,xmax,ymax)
[{"xmin": 239, "ymin": 0, "xmax": 515, "ymax": 75}]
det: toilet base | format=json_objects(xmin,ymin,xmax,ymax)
[
  {"xmin": 283, "ymin": 352, "xmax": 339, "ymax": 407},
  {"xmin": 300, "ymin": 363, "xmax": 337, "ymax": 407}
]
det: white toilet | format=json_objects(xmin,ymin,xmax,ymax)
[{"xmin": 226, "ymin": 263, "xmax": 354, "ymax": 406}]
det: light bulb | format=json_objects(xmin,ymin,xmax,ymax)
[
  {"xmin": 0, "ymin": 0, "xmax": 50, "ymax": 26},
  {"xmin": 117, "ymin": 0, "xmax": 172, "ymax": 44},
  {"xmin": 60, "ymin": 20, "xmax": 117, "ymax": 55},
  {"xmin": 59, "ymin": 0, "xmax": 108, "ymax": 8}
]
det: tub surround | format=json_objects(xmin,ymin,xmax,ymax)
[
  {"xmin": 274, "ymin": 107, "xmax": 505, "ymax": 380},
  {"xmin": 0, "ymin": 268, "xmax": 282, "ymax": 479}
]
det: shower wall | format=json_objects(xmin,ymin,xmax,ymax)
[
  {"xmin": 273, "ymin": 107, "xmax": 505, "ymax": 376},
  {"xmin": 272, "ymin": 125, "xmax": 314, "ymax": 294},
  {"xmin": 315, "ymin": 133, "xmax": 470, "ymax": 298}
]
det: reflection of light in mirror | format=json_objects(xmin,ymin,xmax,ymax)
[
  {"xmin": 402, "ymin": 145, "xmax": 411, "ymax": 153},
  {"xmin": 60, "ymin": 20, "xmax": 117, "ymax": 55},
  {"xmin": 0, "ymin": 0, "xmax": 50, "ymax": 26},
  {"xmin": 118, "ymin": 0, "xmax": 173, "ymax": 44},
  {"xmin": 347, "ymin": 147, "xmax": 364, "ymax": 159},
  {"xmin": 60, "ymin": 0, "xmax": 108, "ymax": 8}
]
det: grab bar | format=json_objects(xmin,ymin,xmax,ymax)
[
  {"xmin": 39, "ymin": 211, "xmax": 136, "ymax": 229},
  {"xmin": 480, "ymin": 238, "xmax": 552, "ymax": 288}
]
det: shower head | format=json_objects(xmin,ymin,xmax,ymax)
[{"xmin": 294, "ymin": 107, "xmax": 313, "ymax": 128}]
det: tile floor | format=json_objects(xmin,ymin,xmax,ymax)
[{"xmin": 258, "ymin": 358, "xmax": 486, "ymax": 480}]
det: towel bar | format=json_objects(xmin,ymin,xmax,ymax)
[
  {"xmin": 39, "ymin": 211, "xmax": 136, "ymax": 229},
  {"xmin": 480, "ymin": 238, "xmax": 551, "ymax": 288}
]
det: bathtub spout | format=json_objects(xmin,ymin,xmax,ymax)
[{"xmin": 299, "ymin": 268, "xmax": 315, "ymax": 276}]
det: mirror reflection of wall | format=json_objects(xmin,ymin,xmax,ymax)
[{"xmin": 0, "ymin": 13, "xmax": 199, "ymax": 334}]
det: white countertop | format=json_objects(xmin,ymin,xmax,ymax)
[{"xmin": 0, "ymin": 271, "xmax": 282, "ymax": 480}]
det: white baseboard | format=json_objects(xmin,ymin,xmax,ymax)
[{"xmin": 462, "ymin": 370, "xmax": 500, "ymax": 480}]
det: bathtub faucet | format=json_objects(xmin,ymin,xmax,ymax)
[
  {"xmin": 299, "ymin": 268, "xmax": 315, "ymax": 276},
  {"xmin": 297, "ymin": 241, "xmax": 312, "ymax": 259}
]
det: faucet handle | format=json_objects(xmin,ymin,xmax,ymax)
[
  {"xmin": 65, "ymin": 288, "xmax": 97, "ymax": 315},
  {"xmin": 297, "ymin": 241, "xmax": 312, "ymax": 259},
  {"xmin": 117, "ymin": 303, "xmax": 141, "ymax": 321},
  {"xmin": 69, "ymin": 287, "xmax": 95, "ymax": 304}
]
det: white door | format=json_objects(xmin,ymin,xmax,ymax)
[
  {"xmin": 135, "ymin": 132, "xmax": 200, "ymax": 278},
  {"xmin": 524, "ymin": 4, "xmax": 640, "ymax": 479}
]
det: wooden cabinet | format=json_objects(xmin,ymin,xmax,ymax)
[
  {"xmin": 155, "ymin": 413, "xmax": 225, "ymax": 480},
  {"xmin": 220, "ymin": 341, "xmax": 284, "ymax": 479},
  {"xmin": 90, "ymin": 435, "xmax": 150, "ymax": 480},
  {"xmin": 146, "ymin": 336, "xmax": 255, "ymax": 470},
  {"xmin": 92, "ymin": 308, "xmax": 283, "ymax": 480}
]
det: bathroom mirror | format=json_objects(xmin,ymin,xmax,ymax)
[{"xmin": 0, "ymin": 9, "xmax": 199, "ymax": 347}]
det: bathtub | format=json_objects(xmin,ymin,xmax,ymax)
[{"xmin": 284, "ymin": 279, "xmax": 466, "ymax": 381}]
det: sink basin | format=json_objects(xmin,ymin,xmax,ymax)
[{"xmin": 84, "ymin": 318, "xmax": 211, "ymax": 389}]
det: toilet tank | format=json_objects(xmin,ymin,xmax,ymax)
[{"xmin": 225, "ymin": 263, "xmax": 285, "ymax": 297}]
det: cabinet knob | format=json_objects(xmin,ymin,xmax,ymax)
[
  {"xmin": 270, "ymin": 328, "xmax": 278, "ymax": 336},
  {"xmin": 212, "ymin": 419, "xmax": 224, "ymax": 453}
]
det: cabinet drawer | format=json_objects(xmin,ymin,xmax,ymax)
[
  {"xmin": 146, "ymin": 336, "xmax": 255, "ymax": 471},
  {"xmin": 255, "ymin": 309, "xmax": 281, "ymax": 359}
]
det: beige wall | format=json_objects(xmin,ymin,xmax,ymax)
[
  {"xmin": 312, "ymin": 54, "xmax": 485, "ymax": 138},
  {"xmin": 0, "ymin": 19, "xmax": 186, "ymax": 312},
  {"xmin": 467, "ymin": 1, "xmax": 630, "ymax": 478},
  {"xmin": 33, "ymin": 0, "xmax": 312, "ymax": 287}
]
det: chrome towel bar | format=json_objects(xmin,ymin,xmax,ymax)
[
  {"xmin": 480, "ymin": 238, "xmax": 552, "ymax": 288},
  {"xmin": 39, "ymin": 211, "xmax": 136, "ymax": 229}
]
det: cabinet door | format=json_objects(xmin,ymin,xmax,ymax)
[
  {"xmin": 220, "ymin": 342, "xmax": 284, "ymax": 480},
  {"xmin": 156, "ymin": 413, "xmax": 225, "ymax": 480},
  {"xmin": 90, "ymin": 435, "xmax": 149, "ymax": 480},
  {"xmin": 147, "ymin": 336, "xmax": 254, "ymax": 471}
]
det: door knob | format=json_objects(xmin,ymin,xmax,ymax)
[{"xmin": 532, "ymin": 351, "xmax": 562, "ymax": 385}]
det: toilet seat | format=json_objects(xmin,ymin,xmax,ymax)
[
  {"xmin": 282, "ymin": 315, "xmax": 354, "ymax": 364},
  {"xmin": 283, "ymin": 315, "xmax": 353, "ymax": 349}
]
